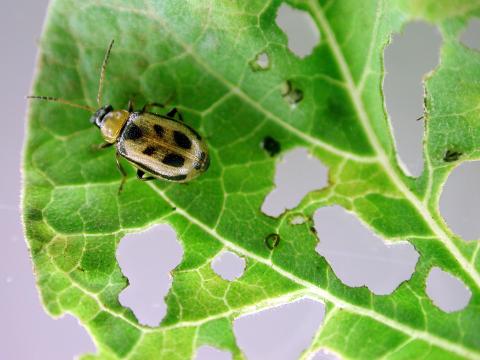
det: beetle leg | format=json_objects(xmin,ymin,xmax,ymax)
[
  {"xmin": 136, "ymin": 169, "xmax": 155, "ymax": 181},
  {"xmin": 115, "ymin": 152, "xmax": 128, "ymax": 194},
  {"xmin": 166, "ymin": 107, "xmax": 184, "ymax": 121},
  {"xmin": 142, "ymin": 102, "xmax": 165, "ymax": 113},
  {"xmin": 100, "ymin": 142, "xmax": 113, "ymax": 149},
  {"xmin": 92, "ymin": 142, "xmax": 113, "ymax": 151},
  {"xmin": 128, "ymin": 99, "xmax": 135, "ymax": 112}
]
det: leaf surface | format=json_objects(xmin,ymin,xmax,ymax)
[{"xmin": 23, "ymin": 0, "xmax": 480, "ymax": 358}]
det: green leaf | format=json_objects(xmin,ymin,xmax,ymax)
[{"xmin": 23, "ymin": 0, "xmax": 480, "ymax": 358}]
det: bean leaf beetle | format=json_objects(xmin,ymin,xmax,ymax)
[{"xmin": 28, "ymin": 40, "xmax": 210, "ymax": 192}]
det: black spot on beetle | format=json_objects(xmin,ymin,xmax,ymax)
[
  {"xmin": 262, "ymin": 136, "xmax": 281, "ymax": 157},
  {"xmin": 160, "ymin": 173, "xmax": 187, "ymax": 181},
  {"xmin": 265, "ymin": 233, "xmax": 280, "ymax": 250},
  {"xmin": 162, "ymin": 153, "xmax": 185, "ymax": 167},
  {"xmin": 444, "ymin": 149, "xmax": 462, "ymax": 162},
  {"xmin": 173, "ymin": 130, "xmax": 192, "ymax": 149},
  {"xmin": 153, "ymin": 124, "xmax": 165, "ymax": 138},
  {"xmin": 125, "ymin": 123, "xmax": 143, "ymax": 140},
  {"xmin": 142, "ymin": 146, "xmax": 156, "ymax": 156}
]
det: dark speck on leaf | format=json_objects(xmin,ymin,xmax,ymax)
[
  {"xmin": 265, "ymin": 233, "xmax": 280, "ymax": 250},
  {"xmin": 281, "ymin": 80, "xmax": 303, "ymax": 105},
  {"xmin": 443, "ymin": 149, "xmax": 462, "ymax": 162},
  {"xmin": 262, "ymin": 136, "xmax": 281, "ymax": 157},
  {"xmin": 25, "ymin": 208, "xmax": 43, "ymax": 221}
]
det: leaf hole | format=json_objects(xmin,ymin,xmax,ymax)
[
  {"xmin": 211, "ymin": 251, "xmax": 245, "ymax": 281},
  {"xmin": 276, "ymin": 3, "xmax": 320, "ymax": 58},
  {"xmin": 314, "ymin": 206, "xmax": 419, "ymax": 295},
  {"xmin": 288, "ymin": 213, "xmax": 307, "ymax": 225},
  {"xmin": 234, "ymin": 299, "xmax": 325, "ymax": 360},
  {"xmin": 281, "ymin": 80, "xmax": 304, "ymax": 107},
  {"xmin": 384, "ymin": 22, "xmax": 441, "ymax": 176},
  {"xmin": 249, "ymin": 51, "xmax": 270, "ymax": 71},
  {"xmin": 440, "ymin": 161, "xmax": 480, "ymax": 240},
  {"xmin": 313, "ymin": 349, "xmax": 342, "ymax": 360},
  {"xmin": 460, "ymin": 18, "xmax": 480, "ymax": 51},
  {"xmin": 426, "ymin": 267, "xmax": 471, "ymax": 312},
  {"xmin": 195, "ymin": 346, "xmax": 232, "ymax": 360},
  {"xmin": 262, "ymin": 148, "xmax": 328, "ymax": 217},
  {"xmin": 116, "ymin": 224, "xmax": 183, "ymax": 327}
]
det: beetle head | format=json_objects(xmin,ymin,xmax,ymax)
[{"xmin": 90, "ymin": 105, "xmax": 113, "ymax": 128}]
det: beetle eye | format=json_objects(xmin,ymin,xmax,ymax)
[
  {"xmin": 90, "ymin": 105, "xmax": 113, "ymax": 127},
  {"xmin": 89, "ymin": 113, "xmax": 99, "ymax": 125}
]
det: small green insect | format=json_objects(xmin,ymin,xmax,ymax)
[{"xmin": 28, "ymin": 40, "xmax": 210, "ymax": 192}]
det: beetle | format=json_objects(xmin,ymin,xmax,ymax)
[{"xmin": 28, "ymin": 40, "xmax": 209, "ymax": 192}]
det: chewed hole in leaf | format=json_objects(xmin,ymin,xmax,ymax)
[
  {"xmin": 116, "ymin": 224, "xmax": 183, "ymax": 327},
  {"xmin": 289, "ymin": 213, "xmax": 307, "ymax": 225},
  {"xmin": 440, "ymin": 161, "xmax": 480, "ymax": 240},
  {"xmin": 262, "ymin": 148, "xmax": 328, "ymax": 217},
  {"xmin": 460, "ymin": 19, "xmax": 480, "ymax": 50},
  {"xmin": 281, "ymin": 80, "xmax": 304, "ymax": 107},
  {"xmin": 249, "ymin": 52, "xmax": 270, "ymax": 71},
  {"xmin": 313, "ymin": 349, "xmax": 341, "ymax": 360},
  {"xmin": 426, "ymin": 267, "xmax": 472, "ymax": 312},
  {"xmin": 234, "ymin": 299, "xmax": 324, "ymax": 360},
  {"xmin": 211, "ymin": 251, "xmax": 245, "ymax": 281},
  {"xmin": 276, "ymin": 3, "xmax": 320, "ymax": 58},
  {"xmin": 384, "ymin": 22, "xmax": 441, "ymax": 176},
  {"xmin": 41, "ymin": 314, "xmax": 97, "ymax": 359},
  {"xmin": 314, "ymin": 206, "xmax": 419, "ymax": 295},
  {"xmin": 195, "ymin": 346, "xmax": 231, "ymax": 360}
]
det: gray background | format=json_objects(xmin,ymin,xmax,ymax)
[{"xmin": 1, "ymin": 1, "xmax": 478, "ymax": 359}]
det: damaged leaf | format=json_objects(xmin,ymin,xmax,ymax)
[{"xmin": 23, "ymin": 0, "xmax": 480, "ymax": 359}]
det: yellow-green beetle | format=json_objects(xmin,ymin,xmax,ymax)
[{"xmin": 29, "ymin": 40, "xmax": 210, "ymax": 192}]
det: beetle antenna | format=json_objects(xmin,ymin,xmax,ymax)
[
  {"xmin": 97, "ymin": 39, "xmax": 114, "ymax": 107},
  {"xmin": 27, "ymin": 96, "xmax": 95, "ymax": 112}
]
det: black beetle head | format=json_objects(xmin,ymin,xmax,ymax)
[{"xmin": 90, "ymin": 104, "xmax": 113, "ymax": 128}]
